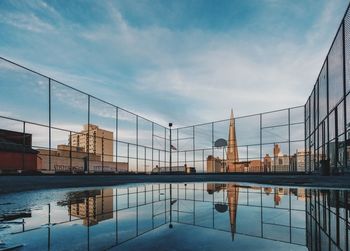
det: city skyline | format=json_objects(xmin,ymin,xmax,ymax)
[{"xmin": 1, "ymin": 1, "xmax": 350, "ymax": 250}]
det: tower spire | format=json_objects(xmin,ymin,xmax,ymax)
[{"xmin": 227, "ymin": 109, "xmax": 239, "ymax": 172}]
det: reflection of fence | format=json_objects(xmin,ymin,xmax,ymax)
[
  {"xmin": 7, "ymin": 184, "xmax": 169, "ymax": 250},
  {"xmin": 4, "ymin": 183, "xmax": 310, "ymax": 250},
  {"xmin": 306, "ymin": 189, "xmax": 349, "ymax": 251},
  {"xmin": 170, "ymin": 183, "xmax": 306, "ymax": 246}
]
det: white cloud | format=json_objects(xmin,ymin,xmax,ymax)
[
  {"xmin": 0, "ymin": 0, "xmax": 347, "ymax": 129},
  {"xmin": 0, "ymin": 12, "xmax": 54, "ymax": 33},
  {"xmin": 75, "ymin": 1, "xmax": 346, "ymax": 126}
]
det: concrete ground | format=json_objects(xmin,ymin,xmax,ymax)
[{"xmin": 0, "ymin": 174, "xmax": 349, "ymax": 195}]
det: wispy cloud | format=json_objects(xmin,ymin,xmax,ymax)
[
  {"xmin": 0, "ymin": 12, "xmax": 54, "ymax": 33},
  {"xmin": 0, "ymin": 0, "xmax": 348, "ymax": 127}
]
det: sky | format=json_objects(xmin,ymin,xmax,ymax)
[{"xmin": 0, "ymin": 0, "xmax": 349, "ymax": 127}]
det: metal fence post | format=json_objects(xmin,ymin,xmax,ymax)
[
  {"xmin": 87, "ymin": 95, "xmax": 90, "ymax": 174},
  {"xmin": 260, "ymin": 113, "xmax": 262, "ymax": 173},
  {"xmin": 288, "ymin": 108, "xmax": 291, "ymax": 172},
  {"xmin": 49, "ymin": 78, "xmax": 51, "ymax": 172},
  {"xmin": 136, "ymin": 115, "xmax": 138, "ymax": 174},
  {"xmin": 116, "ymin": 107, "xmax": 118, "ymax": 173}
]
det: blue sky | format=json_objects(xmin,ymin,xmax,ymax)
[{"xmin": 0, "ymin": 0, "xmax": 349, "ymax": 127}]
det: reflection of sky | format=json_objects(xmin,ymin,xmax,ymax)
[{"xmin": 0, "ymin": 182, "xmax": 318, "ymax": 250}]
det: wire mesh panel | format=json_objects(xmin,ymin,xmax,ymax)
[
  {"xmin": 2, "ymin": 0, "xmax": 350, "ymax": 175},
  {"xmin": 89, "ymin": 98, "xmax": 117, "ymax": 172},
  {"xmin": 172, "ymin": 106, "xmax": 305, "ymax": 174},
  {"xmin": 328, "ymin": 25, "xmax": 344, "ymax": 112},
  {"xmin": 0, "ymin": 58, "xmax": 49, "ymax": 125},
  {"xmin": 0, "ymin": 56, "xmax": 307, "ymax": 175},
  {"xmin": 51, "ymin": 81, "xmax": 89, "ymax": 172},
  {"xmin": 152, "ymin": 123, "xmax": 167, "ymax": 172}
]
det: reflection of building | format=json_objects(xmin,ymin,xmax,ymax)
[
  {"xmin": 273, "ymin": 187, "xmax": 287, "ymax": 206},
  {"xmin": 227, "ymin": 184, "xmax": 239, "ymax": 240},
  {"xmin": 206, "ymin": 183, "xmax": 239, "ymax": 240},
  {"xmin": 206, "ymin": 183, "xmax": 226, "ymax": 194},
  {"xmin": 38, "ymin": 144, "xmax": 128, "ymax": 173},
  {"xmin": 306, "ymin": 189, "xmax": 349, "ymax": 251},
  {"xmin": 0, "ymin": 129, "xmax": 39, "ymax": 172},
  {"xmin": 296, "ymin": 188, "xmax": 305, "ymax": 201},
  {"xmin": 69, "ymin": 189, "xmax": 113, "ymax": 226},
  {"xmin": 71, "ymin": 124, "xmax": 113, "ymax": 162},
  {"xmin": 264, "ymin": 187, "xmax": 272, "ymax": 195}
]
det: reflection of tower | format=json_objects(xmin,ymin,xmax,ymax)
[
  {"xmin": 227, "ymin": 109, "xmax": 239, "ymax": 172},
  {"xmin": 206, "ymin": 183, "xmax": 225, "ymax": 194},
  {"xmin": 69, "ymin": 189, "xmax": 113, "ymax": 226},
  {"xmin": 273, "ymin": 188, "xmax": 285, "ymax": 206},
  {"xmin": 227, "ymin": 184, "xmax": 239, "ymax": 240}
]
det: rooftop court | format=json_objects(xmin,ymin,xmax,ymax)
[{"xmin": 0, "ymin": 3, "xmax": 350, "ymax": 180}]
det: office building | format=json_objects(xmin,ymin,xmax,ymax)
[{"xmin": 71, "ymin": 124, "xmax": 114, "ymax": 162}]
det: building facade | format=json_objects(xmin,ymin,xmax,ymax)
[
  {"xmin": 38, "ymin": 144, "xmax": 128, "ymax": 173},
  {"xmin": 0, "ymin": 129, "xmax": 39, "ymax": 172},
  {"xmin": 207, "ymin": 155, "xmax": 224, "ymax": 173},
  {"xmin": 71, "ymin": 124, "xmax": 114, "ymax": 162}
]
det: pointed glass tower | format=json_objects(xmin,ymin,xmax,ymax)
[{"xmin": 227, "ymin": 109, "xmax": 239, "ymax": 172}]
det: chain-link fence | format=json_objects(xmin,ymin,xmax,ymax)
[
  {"xmin": 2, "ymin": 3, "xmax": 350, "ymax": 175},
  {"xmin": 172, "ymin": 106, "xmax": 305, "ymax": 173},
  {"xmin": 305, "ymin": 4, "xmax": 350, "ymax": 175},
  {"xmin": 0, "ymin": 55, "xmax": 306, "ymax": 174},
  {"xmin": 0, "ymin": 57, "xmax": 169, "ymax": 174}
]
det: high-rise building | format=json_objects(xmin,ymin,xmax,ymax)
[
  {"xmin": 273, "ymin": 144, "xmax": 281, "ymax": 157},
  {"xmin": 207, "ymin": 155, "xmax": 224, "ymax": 173},
  {"xmin": 71, "ymin": 124, "xmax": 113, "ymax": 162},
  {"xmin": 290, "ymin": 149, "xmax": 306, "ymax": 172},
  {"xmin": 263, "ymin": 154, "xmax": 272, "ymax": 172},
  {"xmin": 273, "ymin": 144, "xmax": 289, "ymax": 172},
  {"xmin": 227, "ymin": 109, "xmax": 240, "ymax": 172}
]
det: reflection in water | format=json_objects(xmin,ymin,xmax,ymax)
[
  {"xmin": 66, "ymin": 189, "xmax": 113, "ymax": 226},
  {"xmin": 207, "ymin": 184, "xmax": 239, "ymax": 239},
  {"xmin": 306, "ymin": 189, "xmax": 349, "ymax": 251},
  {"xmin": 0, "ymin": 183, "xmax": 348, "ymax": 250}
]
